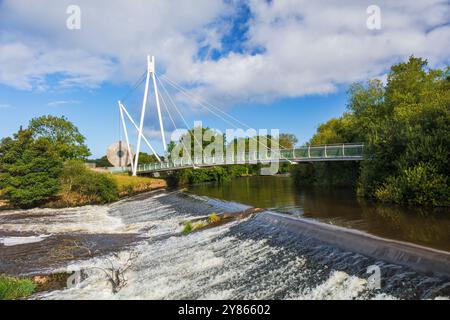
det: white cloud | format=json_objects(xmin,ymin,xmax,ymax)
[
  {"xmin": 0, "ymin": 0, "xmax": 449, "ymax": 104},
  {"xmin": 47, "ymin": 100, "xmax": 81, "ymax": 107},
  {"xmin": 0, "ymin": 103, "xmax": 12, "ymax": 108}
]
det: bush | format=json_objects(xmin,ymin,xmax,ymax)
[
  {"xmin": 60, "ymin": 160, "xmax": 118, "ymax": 203},
  {"xmin": 0, "ymin": 275, "xmax": 36, "ymax": 300},
  {"xmin": 375, "ymin": 163, "xmax": 449, "ymax": 206},
  {"xmin": 166, "ymin": 164, "xmax": 255, "ymax": 187}
]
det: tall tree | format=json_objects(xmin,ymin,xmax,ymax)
[
  {"xmin": 279, "ymin": 133, "xmax": 298, "ymax": 149},
  {"xmin": 0, "ymin": 130, "xmax": 63, "ymax": 208},
  {"xmin": 136, "ymin": 152, "xmax": 159, "ymax": 164},
  {"xmin": 28, "ymin": 115, "xmax": 90, "ymax": 160}
]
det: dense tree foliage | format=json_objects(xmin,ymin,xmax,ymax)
[
  {"xmin": 279, "ymin": 133, "xmax": 298, "ymax": 149},
  {"xmin": 0, "ymin": 117, "xmax": 102, "ymax": 208},
  {"xmin": 136, "ymin": 152, "xmax": 160, "ymax": 164},
  {"xmin": 165, "ymin": 127, "xmax": 297, "ymax": 186},
  {"xmin": 0, "ymin": 130, "xmax": 63, "ymax": 207},
  {"xmin": 28, "ymin": 115, "xmax": 91, "ymax": 160},
  {"xmin": 86, "ymin": 155, "xmax": 111, "ymax": 168},
  {"xmin": 292, "ymin": 57, "xmax": 450, "ymax": 206}
]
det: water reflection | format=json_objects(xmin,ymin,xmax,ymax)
[{"xmin": 188, "ymin": 176, "xmax": 450, "ymax": 251}]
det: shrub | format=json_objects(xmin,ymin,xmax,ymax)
[
  {"xmin": 0, "ymin": 275, "xmax": 36, "ymax": 300},
  {"xmin": 375, "ymin": 163, "xmax": 449, "ymax": 206},
  {"xmin": 60, "ymin": 160, "xmax": 118, "ymax": 203}
]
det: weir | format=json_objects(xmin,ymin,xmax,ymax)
[{"xmin": 257, "ymin": 211, "xmax": 450, "ymax": 279}]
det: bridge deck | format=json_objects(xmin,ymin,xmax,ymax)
[{"xmin": 112, "ymin": 143, "xmax": 364, "ymax": 174}]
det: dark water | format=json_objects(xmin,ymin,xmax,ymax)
[{"xmin": 188, "ymin": 176, "xmax": 450, "ymax": 252}]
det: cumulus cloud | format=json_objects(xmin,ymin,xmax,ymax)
[{"xmin": 0, "ymin": 0, "xmax": 449, "ymax": 104}]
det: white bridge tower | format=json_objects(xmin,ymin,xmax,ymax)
[{"xmin": 117, "ymin": 55, "xmax": 167, "ymax": 176}]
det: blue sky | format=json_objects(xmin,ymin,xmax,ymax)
[{"xmin": 1, "ymin": 1, "xmax": 449, "ymax": 158}]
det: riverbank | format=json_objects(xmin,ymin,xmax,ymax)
[{"xmin": 0, "ymin": 174, "xmax": 166, "ymax": 210}]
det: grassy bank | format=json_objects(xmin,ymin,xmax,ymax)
[
  {"xmin": 112, "ymin": 173, "xmax": 166, "ymax": 197},
  {"xmin": 0, "ymin": 275, "xmax": 36, "ymax": 300}
]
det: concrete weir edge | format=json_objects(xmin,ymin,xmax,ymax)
[{"xmin": 256, "ymin": 211, "xmax": 450, "ymax": 279}]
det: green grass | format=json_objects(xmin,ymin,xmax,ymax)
[
  {"xmin": 111, "ymin": 173, "xmax": 166, "ymax": 196},
  {"xmin": 0, "ymin": 275, "xmax": 37, "ymax": 300},
  {"xmin": 182, "ymin": 220, "xmax": 210, "ymax": 235},
  {"xmin": 182, "ymin": 221, "xmax": 193, "ymax": 234}
]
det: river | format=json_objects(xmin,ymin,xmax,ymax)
[
  {"xmin": 1, "ymin": 176, "xmax": 449, "ymax": 300},
  {"xmin": 189, "ymin": 176, "xmax": 450, "ymax": 251}
]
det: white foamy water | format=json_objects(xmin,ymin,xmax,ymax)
[
  {"xmin": 5, "ymin": 191, "xmax": 441, "ymax": 300},
  {"xmin": 0, "ymin": 205, "xmax": 126, "ymax": 234},
  {"xmin": 0, "ymin": 234, "xmax": 51, "ymax": 246},
  {"xmin": 32, "ymin": 192, "xmax": 408, "ymax": 300}
]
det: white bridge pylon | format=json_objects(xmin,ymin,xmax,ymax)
[{"xmin": 118, "ymin": 55, "xmax": 166, "ymax": 176}]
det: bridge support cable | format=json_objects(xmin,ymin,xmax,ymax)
[
  {"xmin": 150, "ymin": 57, "xmax": 167, "ymax": 155},
  {"xmin": 157, "ymin": 73, "xmax": 290, "ymax": 163},
  {"xmin": 157, "ymin": 84, "xmax": 195, "ymax": 167},
  {"xmin": 118, "ymin": 101, "xmax": 161, "ymax": 163},
  {"xmin": 119, "ymin": 71, "xmax": 147, "ymax": 104},
  {"xmin": 156, "ymin": 74, "xmax": 203, "ymax": 160}
]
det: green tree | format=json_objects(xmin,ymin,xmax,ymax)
[
  {"xmin": 279, "ymin": 133, "xmax": 298, "ymax": 149},
  {"xmin": 28, "ymin": 115, "xmax": 90, "ymax": 160},
  {"xmin": 95, "ymin": 156, "xmax": 111, "ymax": 167},
  {"xmin": 0, "ymin": 130, "xmax": 63, "ymax": 208},
  {"xmin": 136, "ymin": 152, "xmax": 159, "ymax": 164}
]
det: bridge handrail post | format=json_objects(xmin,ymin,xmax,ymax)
[
  {"xmin": 324, "ymin": 145, "xmax": 327, "ymax": 158},
  {"xmin": 308, "ymin": 145, "xmax": 311, "ymax": 158},
  {"xmin": 342, "ymin": 143, "xmax": 345, "ymax": 157}
]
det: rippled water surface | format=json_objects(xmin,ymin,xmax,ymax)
[{"xmin": 188, "ymin": 176, "xmax": 450, "ymax": 251}]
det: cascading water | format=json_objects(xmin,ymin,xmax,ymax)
[{"xmin": 10, "ymin": 190, "xmax": 444, "ymax": 300}]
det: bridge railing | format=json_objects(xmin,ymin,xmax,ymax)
[{"xmin": 135, "ymin": 143, "xmax": 364, "ymax": 172}]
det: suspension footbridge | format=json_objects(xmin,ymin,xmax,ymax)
[{"xmin": 110, "ymin": 56, "xmax": 364, "ymax": 175}]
